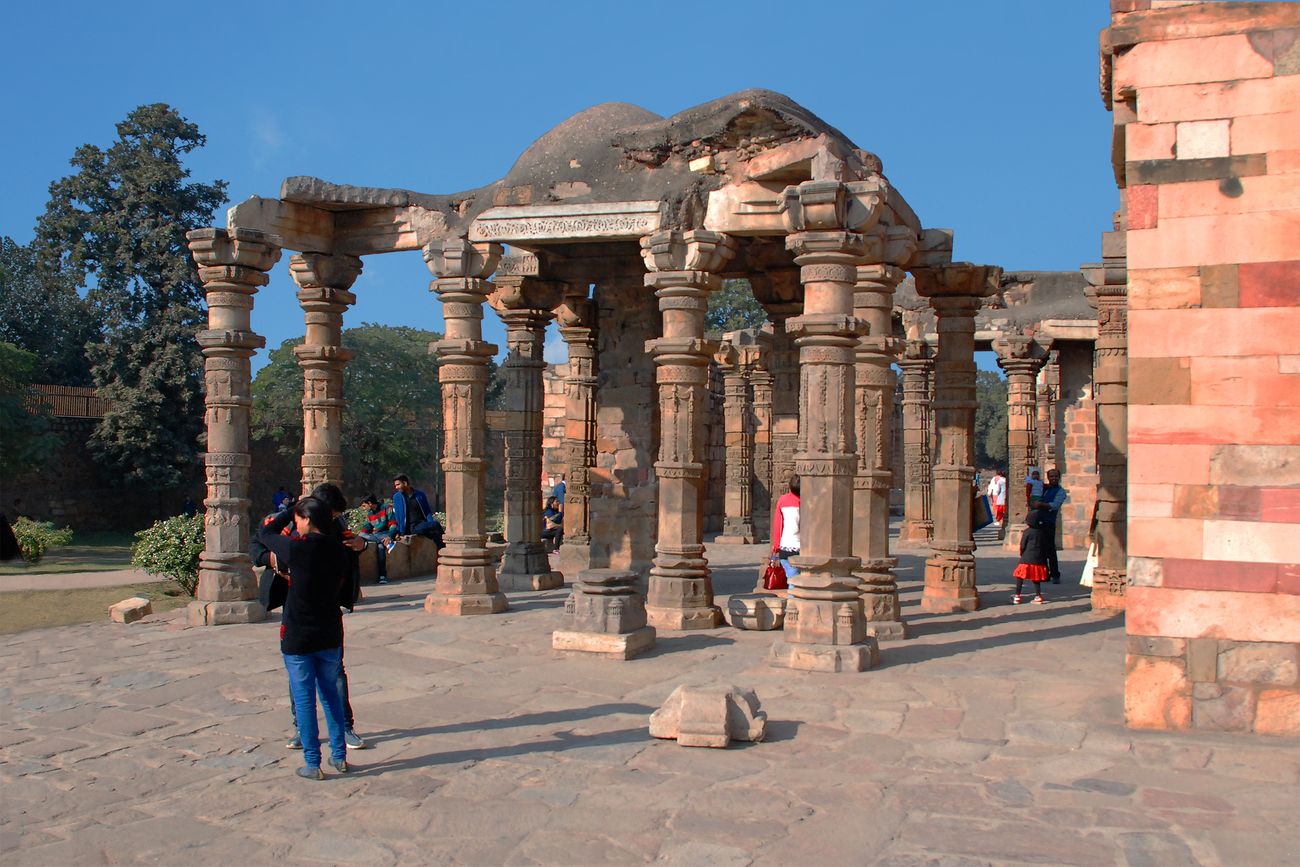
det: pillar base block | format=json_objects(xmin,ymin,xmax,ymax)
[
  {"xmin": 553, "ymin": 545, "xmax": 589, "ymax": 579},
  {"xmin": 498, "ymin": 570, "xmax": 564, "ymax": 592},
  {"xmin": 769, "ymin": 639, "xmax": 878, "ymax": 673},
  {"xmin": 899, "ymin": 521, "xmax": 932, "ymax": 544},
  {"xmin": 645, "ymin": 605, "xmax": 723, "ymax": 631},
  {"xmin": 1090, "ymin": 568, "xmax": 1127, "ymax": 616},
  {"xmin": 921, "ymin": 555, "xmax": 979, "ymax": 613},
  {"xmin": 186, "ymin": 599, "xmax": 266, "ymax": 626},
  {"xmin": 1002, "ymin": 524, "xmax": 1026, "ymax": 551},
  {"xmin": 867, "ymin": 619, "xmax": 908, "ymax": 642},
  {"xmin": 552, "ymin": 626, "xmax": 656, "ymax": 659},
  {"xmin": 714, "ymin": 533, "xmax": 758, "ymax": 545},
  {"xmin": 423, "ymin": 592, "xmax": 508, "ymax": 616}
]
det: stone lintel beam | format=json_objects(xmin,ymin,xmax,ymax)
[{"xmin": 226, "ymin": 195, "xmax": 451, "ymax": 257}]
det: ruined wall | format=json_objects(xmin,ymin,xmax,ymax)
[
  {"xmin": 590, "ymin": 277, "xmax": 659, "ymax": 580},
  {"xmin": 541, "ymin": 363, "xmax": 568, "ymax": 482},
  {"xmin": 1107, "ymin": 0, "xmax": 1300, "ymax": 736}
]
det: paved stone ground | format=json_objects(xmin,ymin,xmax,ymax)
[{"xmin": 3, "ymin": 533, "xmax": 1298, "ymax": 866}]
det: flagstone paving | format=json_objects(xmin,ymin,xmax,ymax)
[{"xmin": 2, "ymin": 537, "xmax": 1297, "ymax": 866}]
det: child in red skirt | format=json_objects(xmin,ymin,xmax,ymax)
[{"xmin": 1012, "ymin": 509, "xmax": 1050, "ymax": 605}]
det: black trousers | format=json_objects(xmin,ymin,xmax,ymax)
[{"xmin": 1043, "ymin": 523, "xmax": 1060, "ymax": 580}]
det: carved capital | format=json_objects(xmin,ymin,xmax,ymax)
[
  {"xmin": 489, "ymin": 276, "xmax": 566, "ymax": 314},
  {"xmin": 423, "ymin": 238, "xmax": 502, "ymax": 279},
  {"xmin": 780, "ymin": 180, "xmax": 882, "ymax": 234},
  {"xmin": 188, "ymin": 227, "xmax": 282, "ymax": 272},
  {"xmin": 289, "ymin": 252, "xmax": 363, "ymax": 291},
  {"xmin": 992, "ymin": 334, "xmax": 1049, "ymax": 370},
  {"xmin": 912, "ymin": 263, "xmax": 1002, "ymax": 300},
  {"xmin": 555, "ymin": 294, "xmax": 594, "ymax": 329},
  {"xmin": 640, "ymin": 230, "xmax": 737, "ymax": 273}
]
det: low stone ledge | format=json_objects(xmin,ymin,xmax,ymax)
[{"xmin": 110, "ymin": 597, "xmax": 152, "ymax": 624}]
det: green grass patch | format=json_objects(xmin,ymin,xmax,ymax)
[
  {"xmin": 0, "ymin": 582, "xmax": 189, "ymax": 635},
  {"xmin": 0, "ymin": 529, "xmax": 136, "ymax": 575}
]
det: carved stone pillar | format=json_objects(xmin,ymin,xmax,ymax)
[
  {"xmin": 490, "ymin": 275, "xmax": 566, "ymax": 592},
  {"xmin": 898, "ymin": 339, "xmax": 935, "ymax": 543},
  {"xmin": 915, "ymin": 264, "xmax": 1001, "ymax": 614},
  {"xmin": 715, "ymin": 336, "xmax": 757, "ymax": 544},
  {"xmin": 641, "ymin": 230, "xmax": 736, "ymax": 631},
  {"xmin": 751, "ymin": 269, "xmax": 802, "ymax": 531},
  {"xmin": 770, "ymin": 180, "xmax": 878, "ymax": 673},
  {"xmin": 289, "ymin": 253, "xmax": 361, "ymax": 493},
  {"xmin": 555, "ymin": 292, "xmax": 597, "ymax": 575},
  {"xmin": 1084, "ymin": 221, "xmax": 1129, "ymax": 614},
  {"xmin": 994, "ymin": 335, "xmax": 1048, "ymax": 549},
  {"xmin": 423, "ymin": 239, "xmax": 507, "ymax": 616},
  {"xmin": 853, "ymin": 261, "xmax": 909, "ymax": 641},
  {"xmin": 749, "ymin": 349, "xmax": 773, "ymax": 545},
  {"xmin": 185, "ymin": 228, "xmax": 280, "ymax": 626},
  {"xmin": 1037, "ymin": 350, "xmax": 1060, "ymax": 470}
]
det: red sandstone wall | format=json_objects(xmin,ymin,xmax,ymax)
[
  {"xmin": 1109, "ymin": 0, "xmax": 1300, "ymax": 735},
  {"xmin": 541, "ymin": 363, "xmax": 568, "ymax": 481}
]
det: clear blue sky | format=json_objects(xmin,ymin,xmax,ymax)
[{"xmin": 1, "ymin": 1, "xmax": 1114, "ymax": 372}]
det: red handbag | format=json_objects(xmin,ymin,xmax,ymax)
[{"xmin": 762, "ymin": 557, "xmax": 787, "ymax": 591}]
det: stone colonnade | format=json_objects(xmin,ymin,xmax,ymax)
[
  {"xmin": 898, "ymin": 338, "xmax": 934, "ymax": 543},
  {"xmin": 994, "ymin": 335, "xmax": 1048, "ymax": 548}
]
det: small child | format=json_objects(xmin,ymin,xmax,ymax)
[{"xmin": 1012, "ymin": 510, "xmax": 1051, "ymax": 605}]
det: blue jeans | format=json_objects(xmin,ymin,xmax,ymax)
[
  {"xmin": 283, "ymin": 647, "xmax": 347, "ymax": 768},
  {"xmin": 777, "ymin": 549, "xmax": 799, "ymax": 579},
  {"xmin": 359, "ymin": 532, "xmax": 390, "ymax": 577}
]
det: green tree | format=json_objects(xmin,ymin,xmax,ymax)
[
  {"xmin": 35, "ymin": 104, "xmax": 227, "ymax": 488},
  {"xmin": 0, "ymin": 342, "xmax": 58, "ymax": 478},
  {"xmin": 0, "ymin": 237, "xmax": 96, "ymax": 385},
  {"xmin": 252, "ymin": 324, "xmax": 447, "ymax": 497},
  {"xmin": 705, "ymin": 278, "xmax": 768, "ymax": 332},
  {"xmin": 974, "ymin": 369, "xmax": 1009, "ymax": 470}
]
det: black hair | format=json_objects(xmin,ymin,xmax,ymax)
[
  {"xmin": 309, "ymin": 483, "xmax": 347, "ymax": 514},
  {"xmin": 788, "ymin": 474, "xmax": 800, "ymax": 496},
  {"xmin": 545, "ymin": 496, "xmax": 558, "ymax": 509},
  {"xmin": 361, "ymin": 493, "xmax": 380, "ymax": 508},
  {"xmin": 293, "ymin": 497, "xmax": 334, "ymax": 534},
  {"xmin": 1026, "ymin": 510, "xmax": 1042, "ymax": 529},
  {"xmin": 393, "ymin": 474, "xmax": 410, "ymax": 484}
]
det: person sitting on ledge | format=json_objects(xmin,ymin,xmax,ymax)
[
  {"xmin": 542, "ymin": 495, "xmax": 563, "ymax": 552},
  {"xmin": 391, "ymin": 474, "xmax": 444, "ymax": 549},
  {"xmin": 358, "ymin": 494, "xmax": 398, "ymax": 584}
]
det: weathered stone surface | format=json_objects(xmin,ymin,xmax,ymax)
[
  {"xmin": 648, "ymin": 685, "xmax": 766, "ymax": 747},
  {"xmin": 551, "ymin": 627, "xmax": 656, "ymax": 660},
  {"xmin": 726, "ymin": 593, "xmax": 785, "ymax": 631},
  {"xmin": 1217, "ymin": 641, "xmax": 1299, "ymax": 686},
  {"xmin": 108, "ymin": 597, "xmax": 152, "ymax": 624}
]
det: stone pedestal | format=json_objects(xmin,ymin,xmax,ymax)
[
  {"xmin": 491, "ymin": 275, "xmax": 566, "ymax": 593},
  {"xmin": 994, "ymin": 335, "xmax": 1048, "ymax": 550},
  {"xmin": 915, "ymin": 263, "xmax": 1001, "ymax": 614},
  {"xmin": 768, "ymin": 181, "xmax": 878, "ymax": 673},
  {"xmin": 289, "ymin": 253, "xmax": 361, "ymax": 493},
  {"xmin": 898, "ymin": 338, "xmax": 935, "ymax": 544},
  {"xmin": 641, "ymin": 230, "xmax": 735, "ymax": 631},
  {"xmin": 552, "ymin": 569, "xmax": 656, "ymax": 659},
  {"xmin": 423, "ymin": 239, "xmax": 507, "ymax": 616},
  {"xmin": 185, "ymin": 228, "xmax": 280, "ymax": 627}
]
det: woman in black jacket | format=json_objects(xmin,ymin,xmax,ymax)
[{"xmin": 258, "ymin": 496, "xmax": 352, "ymax": 780}]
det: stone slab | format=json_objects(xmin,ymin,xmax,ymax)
[
  {"xmin": 109, "ymin": 597, "xmax": 152, "ymax": 624},
  {"xmin": 498, "ymin": 571, "xmax": 564, "ymax": 592},
  {"xmin": 552, "ymin": 626, "xmax": 656, "ymax": 659},
  {"xmin": 769, "ymin": 639, "xmax": 879, "ymax": 673}
]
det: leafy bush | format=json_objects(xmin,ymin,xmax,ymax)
[
  {"xmin": 12, "ymin": 517, "xmax": 73, "ymax": 564},
  {"xmin": 132, "ymin": 514, "xmax": 204, "ymax": 596},
  {"xmin": 344, "ymin": 505, "xmax": 368, "ymax": 534}
]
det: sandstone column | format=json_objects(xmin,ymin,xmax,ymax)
[
  {"xmin": 555, "ymin": 292, "xmax": 597, "ymax": 575},
  {"xmin": 423, "ymin": 239, "xmax": 507, "ymax": 616},
  {"xmin": 898, "ymin": 338, "xmax": 935, "ymax": 543},
  {"xmin": 289, "ymin": 253, "xmax": 362, "ymax": 492},
  {"xmin": 1037, "ymin": 350, "xmax": 1060, "ymax": 470},
  {"xmin": 491, "ymin": 275, "xmax": 566, "ymax": 592},
  {"xmin": 1084, "ymin": 221, "xmax": 1129, "ymax": 614},
  {"xmin": 641, "ymin": 230, "xmax": 736, "ymax": 630},
  {"xmin": 770, "ymin": 180, "xmax": 877, "ymax": 672},
  {"xmin": 749, "ymin": 348, "xmax": 774, "ymax": 544},
  {"xmin": 853, "ymin": 261, "xmax": 908, "ymax": 640},
  {"xmin": 715, "ymin": 336, "xmax": 757, "ymax": 544},
  {"xmin": 751, "ymin": 269, "xmax": 802, "ymax": 531},
  {"xmin": 186, "ymin": 228, "xmax": 281, "ymax": 626},
  {"xmin": 994, "ymin": 335, "xmax": 1048, "ymax": 549},
  {"xmin": 915, "ymin": 264, "xmax": 1000, "ymax": 613}
]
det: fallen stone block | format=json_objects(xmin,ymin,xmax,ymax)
[
  {"xmin": 110, "ymin": 597, "xmax": 153, "ymax": 624},
  {"xmin": 727, "ymin": 593, "xmax": 785, "ymax": 630},
  {"xmin": 649, "ymin": 685, "xmax": 766, "ymax": 748}
]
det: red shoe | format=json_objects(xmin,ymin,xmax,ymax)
[
  {"xmin": 1031, "ymin": 595, "xmax": 1046, "ymax": 605},
  {"xmin": 1012, "ymin": 594, "xmax": 1023, "ymax": 605}
]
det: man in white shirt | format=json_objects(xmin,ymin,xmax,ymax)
[{"xmin": 987, "ymin": 469, "xmax": 1007, "ymax": 526}]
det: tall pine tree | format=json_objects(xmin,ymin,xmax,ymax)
[{"xmin": 36, "ymin": 104, "xmax": 227, "ymax": 489}]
